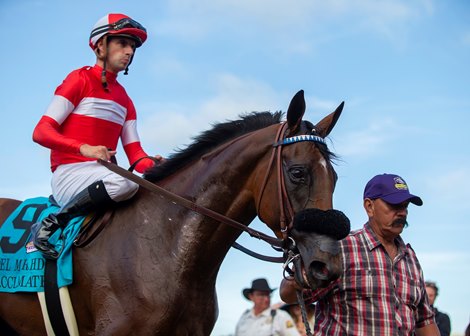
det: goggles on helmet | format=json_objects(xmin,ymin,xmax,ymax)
[
  {"xmin": 90, "ymin": 18, "xmax": 147, "ymax": 40},
  {"xmin": 111, "ymin": 18, "xmax": 146, "ymax": 32}
]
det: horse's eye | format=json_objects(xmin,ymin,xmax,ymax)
[{"xmin": 289, "ymin": 166, "xmax": 306, "ymax": 181}]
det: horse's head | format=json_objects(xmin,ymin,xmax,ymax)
[
  {"xmin": 143, "ymin": 89, "xmax": 348, "ymax": 290},
  {"xmin": 255, "ymin": 90, "xmax": 349, "ymax": 289}
]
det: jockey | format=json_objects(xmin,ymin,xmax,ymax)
[{"xmin": 31, "ymin": 13, "xmax": 164, "ymax": 259}]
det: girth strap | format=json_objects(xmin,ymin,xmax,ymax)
[{"xmin": 44, "ymin": 260, "xmax": 70, "ymax": 336}]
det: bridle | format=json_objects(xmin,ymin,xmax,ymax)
[
  {"xmin": 256, "ymin": 122, "xmax": 294, "ymax": 239},
  {"xmin": 255, "ymin": 121, "xmax": 327, "ymax": 241}
]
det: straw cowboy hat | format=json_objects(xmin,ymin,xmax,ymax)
[{"xmin": 242, "ymin": 278, "xmax": 276, "ymax": 300}]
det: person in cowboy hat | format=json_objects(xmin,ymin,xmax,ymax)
[
  {"xmin": 280, "ymin": 173, "xmax": 440, "ymax": 336},
  {"xmin": 31, "ymin": 13, "xmax": 164, "ymax": 259},
  {"xmin": 235, "ymin": 278, "xmax": 300, "ymax": 336}
]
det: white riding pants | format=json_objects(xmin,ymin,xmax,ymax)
[{"xmin": 51, "ymin": 161, "xmax": 139, "ymax": 206}]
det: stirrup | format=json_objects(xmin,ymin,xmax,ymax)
[
  {"xmin": 35, "ymin": 236, "xmax": 65, "ymax": 260},
  {"xmin": 37, "ymin": 245, "xmax": 60, "ymax": 260},
  {"xmin": 32, "ymin": 221, "xmax": 65, "ymax": 260}
]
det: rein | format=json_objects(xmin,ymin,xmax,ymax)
[
  {"xmin": 98, "ymin": 159, "xmax": 284, "ymax": 248},
  {"xmin": 296, "ymin": 289, "xmax": 313, "ymax": 336}
]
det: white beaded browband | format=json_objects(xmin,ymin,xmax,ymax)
[{"xmin": 274, "ymin": 134, "xmax": 326, "ymax": 147}]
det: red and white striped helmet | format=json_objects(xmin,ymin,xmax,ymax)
[{"xmin": 89, "ymin": 13, "xmax": 147, "ymax": 49}]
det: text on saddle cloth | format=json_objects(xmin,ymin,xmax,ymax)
[{"xmin": 0, "ymin": 197, "xmax": 84, "ymax": 293}]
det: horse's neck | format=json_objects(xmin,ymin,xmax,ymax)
[
  {"xmin": 140, "ymin": 132, "xmax": 271, "ymax": 272},
  {"xmin": 164, "ymin": 132, "xmax": 269, "ymax": 219}
]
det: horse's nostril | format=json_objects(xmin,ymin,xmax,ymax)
[{"xmin": 310, "ymin": 260, "xmax": 330, "ymax": 280}]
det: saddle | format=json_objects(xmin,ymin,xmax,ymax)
[
  {"xmin": 42, "ymin": 193, "xmax": 114, "ymax": 249},
  {"xmin": 74, "ymin": 207, "xmax": 115, "ymax": 248}
]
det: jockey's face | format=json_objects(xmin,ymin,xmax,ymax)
[
  {"xmin": 95, "ymin": 36, "xmax": 136, "ymax": 74},
  {"xmin": 105, "ymin": 37, "xmax": 136, "ymax": 73}
]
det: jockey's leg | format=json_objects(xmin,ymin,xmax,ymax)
[{"xmin": 31, "ymin": 180, "xmax": 113, "ymax": 259}]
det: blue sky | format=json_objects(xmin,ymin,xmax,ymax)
[{"xmin": 1, "ymin": 1, "xmax": 469, "ymax": 335}]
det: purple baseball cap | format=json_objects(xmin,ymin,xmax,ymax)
[{"xmin": 363, "ymin": 173, "xmax": 423, "ymax": 206}]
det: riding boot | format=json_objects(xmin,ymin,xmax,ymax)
[{"xmin": 31, "ymin": 180, "xmax": 113, "ymax": 259}]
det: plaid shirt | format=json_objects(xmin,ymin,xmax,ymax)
[{"xmin": 305, "ymin": 223, "xmax": 435, "ymax": 336}]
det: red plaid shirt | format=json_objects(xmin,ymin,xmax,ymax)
[{"xmin": 305, "ymin": 223, "xmax": 435, "ymax": 336}]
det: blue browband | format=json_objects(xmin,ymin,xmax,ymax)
[{"xmin": 274, "ymin": 134, "xmax": 326, "ymax": 147}]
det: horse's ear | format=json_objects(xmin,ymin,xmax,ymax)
[
  {"xmin": 315, "ymin": 101, "xmax": 344, "ymax": 137},
  {"xmin": 286, "ymin": 90, "xmax": 306, "ymax": 133}
]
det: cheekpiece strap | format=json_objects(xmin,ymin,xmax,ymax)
[{"xmin": 274, "ymin": 134, "xmax": 326, "ymax": 147}]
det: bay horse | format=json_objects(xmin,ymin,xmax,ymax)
[{"xmin": 0, "ymin": 90, "xmax": 346, "ymax": 335}]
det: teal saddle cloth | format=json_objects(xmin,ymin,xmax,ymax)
[{"xmin": 0, "ymin": 197, "xmax": 84, "ymax": 292}]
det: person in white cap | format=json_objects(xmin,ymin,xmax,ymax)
[
  {"xmin": 281, "ymin": 173, "xmax": 441, "ymax": 336},
  {"xmin": 235, "ymin": 278, "xmax": 300, "ymax": 336},
  {"xmin": 31, "ymin": 13, "xmax": 164, "ymax": 259}
]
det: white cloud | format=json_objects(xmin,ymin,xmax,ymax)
[
  {"xmin": 422, "ymin": 167, "xmax": 470, "ymax": 210},
  {"xmin": 137, "ymin": 75, "xmax": 351, "ymax": 158},
  {"xmin": 138, "ymin": 74, "xmax": 284, "ymax": 156},
  {"xmin": 153, "ymin": 17, "xmax": 210, "ymax": 42},
  {"xmin": 0, "ymin": 182, "xmax": 51, "ymax": 201},
  {"xmin": 418, "ymin": 251, "xmax": 470, "ymax": 272},
  {"xmin": 148, "ymin": 56, "xmax": 189, "ymax": 80},
  {"xmin": 462, "ymin": 31, "xmax": 470, "ymax": 46},
  {"xmin": 305, "ymin": 96, "xmax": 343, "ymax": 115},
  {"xmin": 159, "ymin": 0, "xmax": 434, "ymax": 47},
  {"xmin": 166, "ymin": 0, "xmax": 425, "ymax": 25},
  {"xmin": 334, "ymin": 118, "xmax": 396, "ymax": 157},
  {"xmin": 201, "ymin": 73, "xmax": 282, "ymax": 118}
]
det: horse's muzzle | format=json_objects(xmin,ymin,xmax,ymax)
[{"xmin": 290, "ymin": 208, "xmax": 350, "ymax": 289}]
